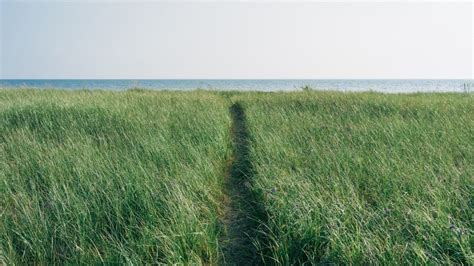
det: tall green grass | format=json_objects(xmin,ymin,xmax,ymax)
[
  {"xmin": 0, "ymin": 89, "xmax": 231, "ymax": 264},
  {"xmin": 1, "ymin": 89, "xmax": 472, "ymax": 264},
  {"xmin": 235, "ymin": 92, "xmax": 473, "ymax": 264}
]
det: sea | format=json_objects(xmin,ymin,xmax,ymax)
[{"xmin": 0, "ymin": 79, "xmax": 472, "ymax": 93}]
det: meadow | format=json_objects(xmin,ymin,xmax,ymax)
[
  {"xmin": 0, "ymin": 89, "xmax": 472, "ymax": 264},
  {"xmin": 0, "ymin": 89, "xmax": 232, "ymax": 264},
  {"xmin": 235, "ymin": 92, "xmax": 473, "ymax": 264}
]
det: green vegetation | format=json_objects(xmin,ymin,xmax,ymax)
[
  {"xmin": 0, "ymin": 89, "xmax": 231, "ymax": 264},
  {"xmin": 235, "ymin": 92, "xmax": 473, "ymax": 264},
  {"xmin": 1, "ymin": 89, "xmax": 472, "ymax": 264}
]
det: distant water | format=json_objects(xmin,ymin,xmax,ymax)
[{"xmin": 0, "ymin": 79, "xmax": 472, "ymax": 93}]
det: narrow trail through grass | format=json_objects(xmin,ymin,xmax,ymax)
[{"xmin": 220, "ymin": 102, "xmax": 266, "ymax": 265}]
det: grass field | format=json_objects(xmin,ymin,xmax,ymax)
[
  {"xmin": 1, "ymin": 89, "xmax": 473, "ymax": 264},
  {"xmin": 0, "ymin": 89, "xmax": 231, "ymax": 264},
  {"xmin": 235, "ymin": 92, "xmax": 473, "ymax": 264}
]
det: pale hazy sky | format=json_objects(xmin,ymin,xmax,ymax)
[{"xmin": 0, "ymin": 1, "xmax": 472, "ymax": 79}]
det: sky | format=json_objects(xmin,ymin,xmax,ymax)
[{"xmin": 0, "ymin": 1, "xmax": 472, "ymax": 79}]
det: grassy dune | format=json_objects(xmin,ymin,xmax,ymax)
[
  {"xmin": 1, "ymin": 89, "xmax": 473, "ymax": 264},
  {"xmin": 235, "ymin": 92, "xmax": 473, "ymax": 264},
  {"xmin": 0, "ymin": 89, "xmax": 231, "ymax": 264}
]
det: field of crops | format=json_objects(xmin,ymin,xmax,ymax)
[{"xmin": 1, "ymin": 89, "xmax": 472, "ymax": 264}]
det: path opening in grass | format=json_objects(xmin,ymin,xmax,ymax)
[{"xmin": 220, "ymin": 102, "xmax": 269, "ymax": 265}]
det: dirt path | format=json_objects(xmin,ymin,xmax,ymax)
[{"xmin": 220, "ymin": 102, "xmax": 266, "ymax": 265}]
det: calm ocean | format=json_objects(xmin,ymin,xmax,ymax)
[{"xmin": 0, "ymin": 79, "xmax": 472, "ymax": 93}]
